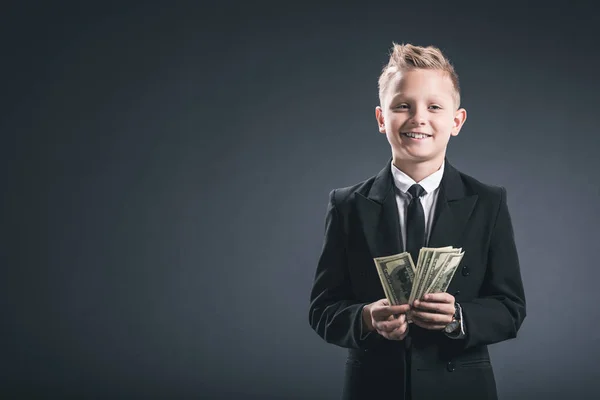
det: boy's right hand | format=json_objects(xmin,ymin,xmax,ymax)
[{"xmin": 363, "ymin": 299, "xmax": 410, "ymax": 341}]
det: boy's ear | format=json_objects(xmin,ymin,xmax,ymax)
[
  {"xmin": 451, "ymin": 108, "xmax": 467, "ymax": 137},
  {"xmin": 375, "ymin": 106, "xmax": 386, "ymax": 133}
]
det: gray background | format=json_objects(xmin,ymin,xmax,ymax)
[{"xmin": 2, "ymin": 1, "xmax": 599, "ymax": 399}]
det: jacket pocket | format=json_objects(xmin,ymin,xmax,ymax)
[{"xmin": 457, "ymin": 358, "xmax": 491, "ymax": 369}]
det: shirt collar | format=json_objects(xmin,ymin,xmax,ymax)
[{"xmin": 390, "ymin": 160, "xmax": 445, "ymax": 196}]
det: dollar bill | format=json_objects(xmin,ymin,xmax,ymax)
[
  {"xmin": 373, "ymin": 252, "xmax": 415, "ymax": 305},
  {"xmin": 409, "ymin": 248, "xmax": 430, "ymax": 304},
  {"xmin": 375, "ymin": 246, "xmax": 463, "ymax": 306},
  {"xmin": 417, "ymin": 248, "xmax": 461, "ymax": 300},
  {"xmin": 426, "ymin": 252, "xmax": 464, "ymax": 294},
  {"xmin": 409, "ymin": 246, "xmax": 453, "ymax": 303},
  {"xmin": 373, "ymin": 258, "xmax": 398, "ymax": 305}
]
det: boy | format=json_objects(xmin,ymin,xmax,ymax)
[{"xmin": 308, "ymin": 43, "xmax": 526, "ymax": 400}]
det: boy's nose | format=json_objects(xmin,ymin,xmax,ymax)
[{"xmin": 409, "ymin": 111, "xmax": 427, "ymax": 125}]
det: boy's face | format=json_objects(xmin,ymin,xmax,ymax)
[{"xmin": 375, "ymin": 69, "xmax": 467, "ymax": 168}]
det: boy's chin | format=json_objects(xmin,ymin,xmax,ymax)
[
  {"xmin": 392, "ymin": 148, "xmax": 445, "ymax": 164},
  {"xmin": 394, "ymin": 146, "xmax": 436, "ymax": 159}
]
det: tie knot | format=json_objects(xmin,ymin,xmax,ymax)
[{"xmin": 408, "ymin": 184, "xmax": 425, "ymax": 199}]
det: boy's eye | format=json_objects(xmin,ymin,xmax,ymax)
[{"xmin": 394, "ymin": 104, "xmax": 442, "ymax": 110}]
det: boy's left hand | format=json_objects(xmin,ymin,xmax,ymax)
[{"xmin": 410, "ymin": 292, "xmax": 455, "ymax": 330}]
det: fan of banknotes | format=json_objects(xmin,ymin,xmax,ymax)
[{"xmin": 373, "ymin": 247, "xmax": 464, "ymax": 306}]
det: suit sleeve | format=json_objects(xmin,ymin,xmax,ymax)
[
  {"xmin": 308, "ymin": 190, "xmax": 380, "ymax": 350},
  {"xmin": 459, "ymin": 187, "xmax": 527, "ymax": 349}
]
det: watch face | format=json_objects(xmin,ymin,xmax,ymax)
[{"xmin": 445, "ymin": 321, "xmax": 459, "ymax": 333}]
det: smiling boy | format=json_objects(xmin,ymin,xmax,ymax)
[{"xmin": 308, "ymin": 43, "xmax": 526, "ymax": 400}]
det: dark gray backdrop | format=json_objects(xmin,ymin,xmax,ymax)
[{"xmin": 2, "ymin": 1, "xmax": 599, "ymax": 399}]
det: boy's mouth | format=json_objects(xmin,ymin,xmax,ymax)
[{"xmin": 402, "ymin": 132, "xmax": 432, "ymax": 139}]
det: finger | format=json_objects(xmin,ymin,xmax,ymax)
[
  {"xmin": 371, "ymin": 308, "xmax": 391, "ymax": 321},
  {"xmin": 411, "ymin": 310, "xmax": 453, "ymax": 325},
  {"xmin": 413, "ymin": 300, "xmax": 454, "ymax": 315},
  {"xmin": 412, "ymin": 318, "xmax": 447, "ymax": 331},
  {"xmin": 373, "ymin": 312, "xmax": 396, "ymax": 323},
  {"xmin": 421, "ymin": 292, "xmax": 454, "ymax": 303},
  {"xmin": 411, "ymin": 310, "xmax": 451, "ymax": 324},
  {"xmin": 390, "ymin": 325, "xmax": 408, "ymax": 340},
  {"xmin": 388, "ymin": 304, "xmax": 411, "ymax": 315},
  {"xmin": 372, "ymin": 304, "xmax": 407, "ymax": 320},
  {"xmin": 368, "ymin": 299, "xmax": 390, "ymax": 315},
  {"xmin": 373, "ymin": 304, "xmax": 411, "ymax": 322},
  {"xmin": 377, "ymin": 314, "xmax": 406, "ymax": 332},
  {"xmin": 395, "ymin": 313, "xmax": 406, "ymax": 324},
  {"xmin": 381, "ymin": 322, "xmax": 408, "ymax": 340},
  {"xmin": 371, "ymin": 298, "xmax": 390, "ymax": 307},
  {"xmin": 375, "ymin": 314, "xmax": 406, "ymax": 332},
  {"xmin": 374, "ymin": 321, "xmax": 396, "ymax": 333},
  {"xmin": 377, "ymin": 298, "xmax": 390, "ymax": 306}
]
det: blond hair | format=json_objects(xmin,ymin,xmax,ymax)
[{"xmin": 378, "ymin": 43, "xmax": 461, "ymax": 108}]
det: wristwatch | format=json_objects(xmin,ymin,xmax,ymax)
[{"xmin": 444, "ymin": 303, "xmax": 461, "ymax": 334}]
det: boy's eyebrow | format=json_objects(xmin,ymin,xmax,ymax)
[{"xmin": 388, "ymin": 93, "xmax": 451, "ymax": 103}]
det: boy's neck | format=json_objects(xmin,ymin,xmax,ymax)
[{"xmin": 392, "ymin": 157, "xmax": 444, "ymax": 183}]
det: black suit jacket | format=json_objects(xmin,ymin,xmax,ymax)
[{"xmin": 308, "ymin": 159, "xmax": 526, "ymax": 400}]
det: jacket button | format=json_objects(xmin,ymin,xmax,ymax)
[
  {"xmin": 447, "ymin": 361, "xmax": 455, "ymax": 372},
  {"xmin": 454, "ymin": 290, "xmax": 460, "ymax": 297},
  {"xmin": 461, "ymin": 265, "xmax": 470, "ymax": 276}
]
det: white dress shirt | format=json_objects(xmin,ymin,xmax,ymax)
[
  {"xmin": 390, "ymin": 161, "xmax": 466, "ymax": 338},
  {"xmin": 390, "ymin": 161, "xmax": 444, "ymax": 250}
]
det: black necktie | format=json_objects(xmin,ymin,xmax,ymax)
[{"xmin": 406, "ymin": 184, "xmax": 426, "ymax": 264}]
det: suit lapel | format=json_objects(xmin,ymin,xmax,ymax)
[
  {"xmin": 356, "ymin": 159, "xmax": 477, "ymax": 260},
  {"xmin": 428, "ymin": 161, "xmax": 478, "ymax": 249},
  {"xmin": 356, "ymin": 160, "xmax": 403, "ymax": 258}
]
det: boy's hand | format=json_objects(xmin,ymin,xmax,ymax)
[
  {"xmin": 363, "ymin": 299, "xmax": 411, "ymax": 340},
  {"xmin": 410, "ymin": 293, "xmax": 455, "ymax": 330}
]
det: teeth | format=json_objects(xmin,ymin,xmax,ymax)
[{"xmin": 405, "ymin": 132, "xmax": 429, "ymax": 139}]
